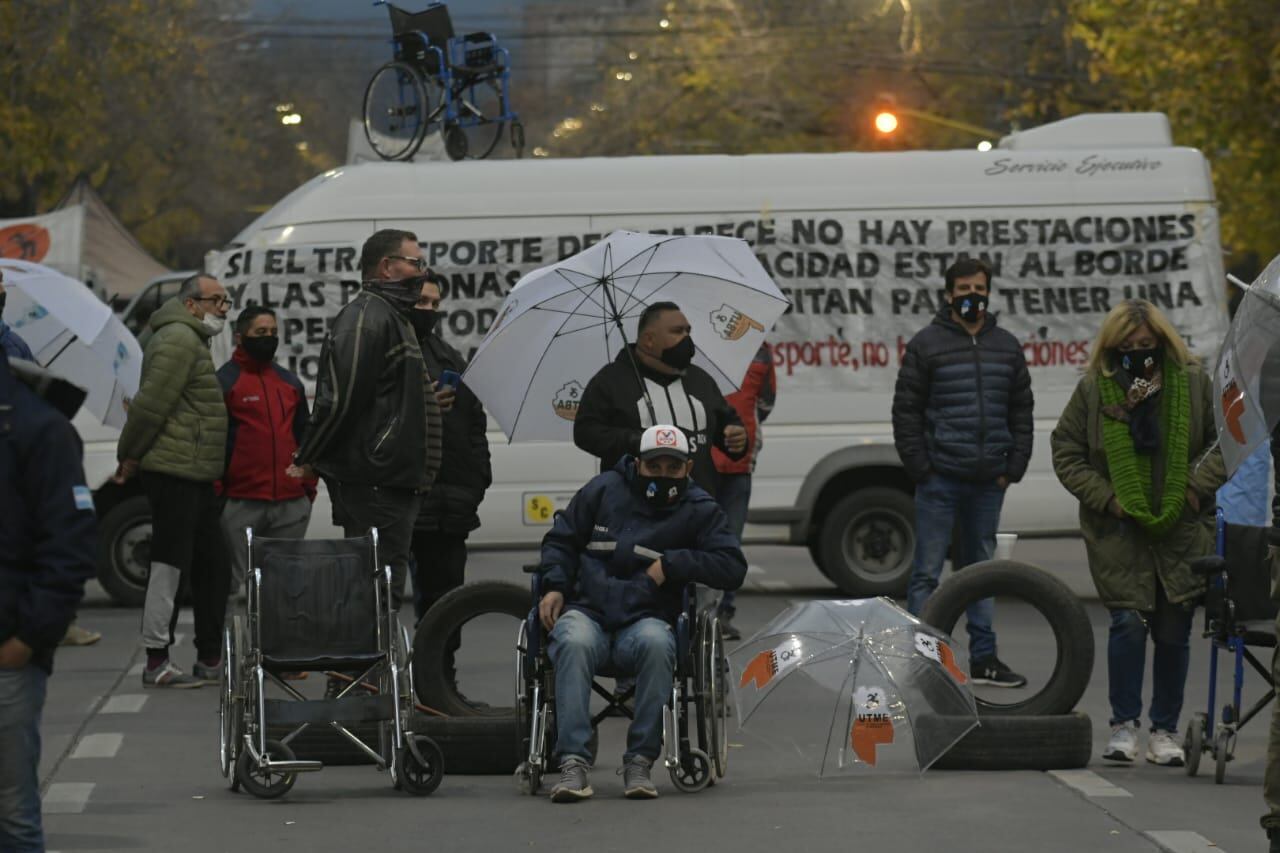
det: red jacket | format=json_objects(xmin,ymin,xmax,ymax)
[
  {"xmin": 713, "ymin": 343, "xmax": 777, "ymax": 475},
  {"xmin": 216, "ymin": 348, "xmax": 315, "ymax": 502}
]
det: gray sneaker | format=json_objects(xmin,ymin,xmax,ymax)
[
  {"xmin": 549, "ymin": 756, "xmax": 593, "ymax": 803},
  {"xmin": 622, "ymin": 756, "xmax": 658, "ymax": 799},
  {"xmin": 192, "ymin": 660, "xmax": 223, "ymax": 684},
  {"xmin": 142, "ymin": 660, "xmax": 204, "ymax": 689}
]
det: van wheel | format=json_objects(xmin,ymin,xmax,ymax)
[
  {"xmin": 817, "ymin": 488, "xmax": 914, "ymax": 596},
  {"xmin": 97, "ymin": 495, "xmax": 152, "ymax": 607}
]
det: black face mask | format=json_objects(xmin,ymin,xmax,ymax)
[
  {"xmin": 633, "ymin": 471, "xmax": 688, "ymax": 508},
  {"xmin": 659, "ymin": 336, "xmax": 695, "ymax": 370},
  {"xmin": 366, "ymin": 276, "xmax": 427, "ymax": 313},
  {"xmin": 410, "ymin": 309, "xmax": 439, "ymax": 338},
  {"xmin": 1117, "ymin": 346, "xmax": 1162, "ymax": 380},
  {"xmin": 241, "ymin": 335, "xmax": 279, "ymax": 364},
  {"xmin": 952, "ymin": 292, "xmax": 988, "ymax": 324}
]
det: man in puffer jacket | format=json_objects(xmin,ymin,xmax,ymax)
[
  {"xmin": 537, "ymin": 425, "xmax": 746, "ymax": 803},
  {"xmin": 116, "ymin": 274, "xmax": 231, "ymax": 688},
  {"xmin": 892, "ymin": 258, "xmax": 1034, "ymax": 688}
]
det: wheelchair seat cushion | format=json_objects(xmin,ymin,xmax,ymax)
[
  {"xmin": 1240, "ymin": 619, "xmax": 1278, "ymax": 648},
  {"xmin": 1226, "ymin": 525, "xmax": 1280, "ymax": 622}
]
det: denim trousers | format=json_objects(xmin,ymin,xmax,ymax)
[
  {"xmin": 716, "ymin": 473, "xmax": 752, "ymax": 615},
  {"xmin": 905, "ymin": 473, "xmax": 1006, "ymax": 661},
  {"xmin": 1108, "ymin": 585, "xmax": 1193, "ymax": 732},
  {"xmin": 0, "ymin": 664, "xmax": 48, "ymax": 852},
  {"xmin": 549, "ymin": 609, "xmax": 676, "ymax": 763}
]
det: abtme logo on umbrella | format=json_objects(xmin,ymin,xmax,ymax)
[
  {"xmin": 710, "ymin": 303, "xmax": 764, "ymax": 341},
  {"xmin": 552, "ymin": 380, "xmax": 584, "ymax": 421}
]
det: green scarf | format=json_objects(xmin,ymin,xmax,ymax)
[{"xmin": 1099, "ymin": 357, "xmax": 1190, "ymax": 536}]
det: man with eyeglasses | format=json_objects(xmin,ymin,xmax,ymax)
[
  {"xmin": 290, "ymin": 229, "xmax": 443, "ymax": 617},
  {"xmin": 116, "ymin": 273, "xmax": 231, "ymax": 688}
]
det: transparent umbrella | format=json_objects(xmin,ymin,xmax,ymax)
[
  {"xmin": 1213, "ymin": 252, "xmax": 1280, "ymax": 474},
  {"xmin": 728, "ymin": 598, "xmax": 978, "ymax": 775}
]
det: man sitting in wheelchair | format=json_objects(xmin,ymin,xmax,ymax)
[{"xmin": 537, "ymin": 424, "xmax": 746, "ymax": 802}]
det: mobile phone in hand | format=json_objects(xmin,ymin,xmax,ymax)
[{"xmin": 439, "ymin": 369, "xmax": 461, "ymax": 390}]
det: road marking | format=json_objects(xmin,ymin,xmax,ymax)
[
  {"xmin": 43, "ymin": 783, "xmax": 94, "ymax": 814},
  {"xmin": 71, "ymin": 733, "xmax": 124, "ymax": 759},
  {"xmin": 101, "ymin": 694, "xmax": 148, "ymax": 714},
  {"xmin": 747, "ymin": 565, "xmax": 766, "ymax": 575},
  {"xmin": 758, "ymin": 580, "xmax": 792, "ymax": 591},
  {"xmin": 177, "ymin": 611, "xmax": 194, "ymax": 625},
  {"xmin": 173, "ymin": 632, "xmax": 186, "ymax": 646},
  {"xmin": 1048, "ymin": 769, "xmax": 1133, "ymax": 798},
  {"xmin": 1144, "ymin": 831, "xmax": 1224, "ymax": 853},
  {"xmin": 128, "ymin": 663, "xmax": 144, "ymax": 677}
]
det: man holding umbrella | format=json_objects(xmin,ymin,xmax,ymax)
[{"xmin": 574, "ymin": 301, "xmax": 748, "ymax": 496}]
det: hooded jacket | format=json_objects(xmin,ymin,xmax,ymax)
[
  {"xmin": 540, "ymin": 456, "xmax": 747, "ymax": 631},
  {"xmin": 892, "ymin": 305, "xmax": 1034, "ymax": 484},
  {"xmin": 217, "ymin": 346, "xmax": 314, "ymax": 502},
  {"xmin": 0, "ymin": 351, "xmax": 97, "ymax": 674},
  {"xmin": 117, "ymin": 298, "xmax": 228, "ymax": 482},
  {"xmin": 712, "ymin": 343, "xmax": 777, "ymax": 476},
  {"xmin": 295, "ymin": 289, "xmax": 443, "ymax": 491},
  {"xmin": 573, "ymin": 345, "xmax": 744, "ymax": 497},
  {"xmin": 413, "ymin": 329, "xmax": 492, "ymax": 534}
]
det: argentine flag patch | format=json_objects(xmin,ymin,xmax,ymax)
[{"xmin": 72, "ymin": 485, "xmax": 94, "ymax": 512}]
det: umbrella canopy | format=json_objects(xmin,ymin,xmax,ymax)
[
  {"xmin": 463, "ymin": 230, "xmax": 789, "ymax": 441},
  {"xmin": 1, "ymin": 259, "xmax": 142, "ymax": 427},
  {"xmin": 729, "ymin": 598, "xmax": 978, "ymax": 775},
  {"xmin": 1213, "ymin": 253, "xmax": 1280, "ymax": 473}
]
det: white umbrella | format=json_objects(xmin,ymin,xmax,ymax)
[
  {"xmin": 1, "ymin": 259, "xmax": 142, "ymax": 427},
  {"xmin": 1213, "ymin": 254, "xmax": 1280, "ymax": 473},
  {"xmin": 463, "ymin": 230, "xmax": 789, "ymax": 441}
]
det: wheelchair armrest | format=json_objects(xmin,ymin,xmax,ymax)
[
  {"xmin": 522, "ymin": 563, "xmax": 541, "ymax": 574},
  {"xmin": 1190, "ymin": 555, "xmax": 1227, "ymax": 576}
]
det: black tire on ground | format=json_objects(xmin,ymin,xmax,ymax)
[
  {"xmin": 414, "ymin": 581, "xmax": 530, "ymax": 716},
  {"xmin": 268, "ymin": 713, "xmax": 522, "ymax": 774},
  {"xmin": 924, "ymin": 712, "xmax": 1093, "ymax": 771},
  {"xmin": 817, "ymin": 488, "xmax": 916, "ymax": 596},
  {"xmin": 96, "ymin": 495, "xmax": 152, "ymax": 607},
  {"xmin": 920, "ymin": 560, "xmax": 1095, "ymax": 717}
]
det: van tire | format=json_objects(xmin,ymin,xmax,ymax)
[
  {"xmin": 920, "ymin": 560, "xmax": 1094, "ymax": 717},
  {"xmin": 817, "ymin": 488, "xmax": 915, "ymax": 596},
  {"xmin": 268, "ymin": 714, "xmax": 522, "ymax": 774},
  {"xmin": 923, "ymin": 712, "xmax": 1093, "ymax": 771},
  {"xmin": 97, "ymin": 495, "xmax": 153, "ymax": 607},
  {"xmin": 414, "ymin": 581, "xmax": 530, "ymax": 716}
]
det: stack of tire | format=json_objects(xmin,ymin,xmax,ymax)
[
  {"xmin": 269, "ymin": 581, "xmax": 530, "ymax": 774},
  {"xmin": 920, "ymin": 561, "xmax": 1095, "ymax": 771}
]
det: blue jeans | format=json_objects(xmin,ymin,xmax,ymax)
[
  {"xmin": 905, "ymin": 474, "xmax": 1005, "ymax": 661},
  {"xmin": 549, "ymin": 609, "xmax": 675, "ymax": 763},
  {"xmin": 1108, "ymin": 586, "xmax": 1193, "ymax": 731},
  {"xmin": 0, "ymin": 664, "xmax": 48, "ymax": 852},
  {"xmin": 716, "ymin": 473, "xmax": 752, "ymax": 615}
]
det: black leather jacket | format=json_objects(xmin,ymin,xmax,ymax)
[{"xmin": 296, "ymin": 289, "xmax": 442, "ymax": 491}]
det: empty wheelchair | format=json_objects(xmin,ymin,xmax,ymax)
[
  {"xmin": 219, "ymin": 529, "xmax": 444, "ymax": 798},
  {"xmin": 513, "ymin": 564, "xmax": 730, "ymax": 795},
  {"xmin": 363, "ymin": 1, "xmax": 523, "ymax": 161},
  {"xmin": 1184, "ymin": 510, "xmax": 1278, "ymax": 783}
]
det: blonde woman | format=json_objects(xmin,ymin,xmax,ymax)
[{"xmin": 1052, "ymin": 299, "xmax": 1225, "ymax": 767}]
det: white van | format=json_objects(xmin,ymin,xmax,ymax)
[{"xmin": 86, "ymin": 113, "xmax": 1227, "ymax": 604}]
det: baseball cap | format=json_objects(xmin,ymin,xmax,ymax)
[{"xmin": 639, "ymin": 425, "xmax": 690, "ymax": 461}]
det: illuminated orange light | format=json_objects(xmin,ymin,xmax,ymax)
[{"xmin": 874, "ymin": 111, "xmax": 899, "ymax": 134}]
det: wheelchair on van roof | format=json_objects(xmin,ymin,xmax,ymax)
[
  {"xmin": 220, "ymin": 530, "xmax": 444, "ymax": 798},
  {"xmin": 1184, "ymin": 510, "xmax": 1278, "ymax": 783},
  {"xmin": 363, "ymin": 1, "xmax": 524, "ymax": 162},
  {"xmin": 514, "ymin": 563, "xmax": 730, "ymax": 795}
]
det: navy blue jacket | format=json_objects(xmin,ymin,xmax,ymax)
[
  {"xmin": 540, "ymin": 457, "xmax": 747, "ymax": 630},
  {"xmin": 892, "ymin": 307, "xmax": 1034, "ymax": 484},
  {"xmin": 0, "ymin": 352, "xmax": 97, "ymax": 673}
]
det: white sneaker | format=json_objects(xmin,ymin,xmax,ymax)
[
  {"xmin": 1146, "ymin": 729, "xmax": 1185, "ymax": 766},
  {"xmin": 1103, "ymin": 721, "xmax": 1139, "ymax": 762}
]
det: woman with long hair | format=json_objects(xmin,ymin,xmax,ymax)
[{"xmin": 1052, "ymin": 298, "xmax": 1225, "ymax": 766}]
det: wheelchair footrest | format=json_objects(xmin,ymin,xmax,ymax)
[
  {"xmin": 265, "ymin": 696, "xmax": 394, "ymax": 726},
  {"xmin": 264, "ymin": 758, "xmax": 324, "ymax": 774}
]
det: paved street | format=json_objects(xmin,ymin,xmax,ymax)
[{"xmin": 39, "ymin": 539, "xmax": 1270, "ymax": 853}]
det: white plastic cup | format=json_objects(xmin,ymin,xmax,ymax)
[{"xmin": 994, "ymin": 533, "xmax": 1018, "ymax": 561}]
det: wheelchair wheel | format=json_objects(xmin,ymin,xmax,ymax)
[
  {"xmin": 707, "ymin": 621, "xmax": 729, "ymax": 779},
  {"xmin": 511, "ymin": 121, "xmax": 526, "ymax": 158},
  {"xmin": 669, "ymin": 747, "xmax": 712, "ymax": 793},
  {"xmin": 235, "ymin": 738, "xmax": 298, "ymax": 800},
  {"xmin": 363, "ymin": 60, "xmax": 434, "ymax": 161},
  {"xmin": 1214, "ymin": 729, "xmax": 1233, "ymax": 784},
  {"xmin": 398, "ymin": 735, "xmax": 445, "ymax": 796},
  {"xmin": 451, "ymin": 75, "xmax": 504, "ymax": 160},
  {"xmin": 219, "ymin": 618, "xmax": 245, "ymax": 781},
  {"xmin": 1184, "ymin": 712, "xmax": 1206, "ymax": 777},
  {"xmin": 514, "ymin": 760, "xmax": 541, "ymax": 796}
]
